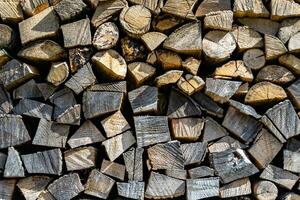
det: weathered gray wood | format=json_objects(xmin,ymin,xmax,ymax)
[
  {"xmin": 123, "ymin": 147, "xmax": 144, "ymax": 181},
  {"xmin": 256, "ymin": 65, "xmax": 295, "ymax": 85},
  {"xmin": 48, "ymin": 173, "xmax": 84, "ymax": 200},
  {"xmin": 55, "ymin": 104, "xmax": 81, "ymax": 125},
  {"xmin": 0, "ymin": 179, "xmax": 17, "ymax": 200},
  {"xmin": 181, "ymin": 142, "xmax": 207, "ymax": 166},
  {"xmin": 271, "ymin": 0, "xmax": 300, "ymax": 21},
  {"xmin": 117, "ymin": 181, "xmax": 145, "ymax": 200},
  {"xmin": 68, "ymin": 120, "xmax": 105, "ymax": 148},
  {"xmin": 101, "ymin": 111, "xmax": 130, "ymax": 138},
  {"xmin": 165, "ymin": 169, "xmax": 187, "ymax": 180},
  {"xmin": 289, "ymin": 32, "xmax": 300, "ymax": 53},
  {"xmin": 283, "ymin": 150, "xmax": 300, "ymax": 173},
  {"xmin": 88, "ymin": 81, "xmax": 127, "ymax": 93},
  {"xmin": 18, "ymin": 7, "xmax": 59, "ymax": 45},
  {"xmin": 20, "ymin": 0, "xmax": 50, "ymax": 16},
  {"xmin": 0, "ymin": 84, "xmax": 13, "ymax": 114},
  {"xmin": 253, "ymin": 180, "xmax": 278, "ymax": 200},
  {"xmin": 220, "ymin": 178, "xmax": 252, "ymax": 198},
  {"xmin": 287, "ymin": 138, "xmax": 300, "ymax": 152},
  {"xmin": 208, "ymin": 135, "xmax": 248, "ymax": 153},
  {"xmin": 186, "ymin": 177, "xmax": 220, "ymax": 200},
  {"xmin": 61, "ymin": 18, "xmax": 92, "ymax": 48},
  {"xmin": 279, "ymin": 54, "xmax": 300, "ymax": 76},
  {"xmin": 148, "ymin": 141, "xmax": 184, "ymax": 170},
  {"xmin": 243, "ymin": 48, "xmax": 266, "ymax": 71},
  {"xmin": 202, "ymin": 117, "xmax": 228, "ymax": 142},
  {"xmin": 37, "ymin": 83, "xmax": 57, "ymax": 100},
  {"xmin": 93, "ymin": 22, "xmax": 119, "ymax": 50},
  {"xmin": 13, "ymin": 79, "xmax": 42, "ymax": 99},
  {"xmin": 83, "ymin": 90, "xmax": 123, "ymax": 119},
  {"xmin": 128, "ymin": 62, "xmax": 156, "ymax": 86},
  {"xmin": 145, "ymin": 172, "xmax": 185, "ymax": 199},
  {"xmin": 47, "ymin": 62, "xmax": 69, "ymax": 86},
  {"xmin": 21, "ymin": 148, "xmax": 62, "ymax": 175},
  {"xmin": 0, "ymin": 59, "xmax": 39, "ymax": 90},
  {"xmin": 100, "ymin": 159, "xmax": 125, "ymax": 180},
  {"xmin": 260, "ymin": 164, "xmax": 299, "ymax": 190},
  {"xmin": 103, "ymin": 130, "xmax": 136, "ymax": 161},
  {"xmin": 162, "ymin": 0, "xmax": 197, "ymax": 20},
  {"xmin": 84, "ymin": 169, "xmax": 115, "ymax": 199},
  {"xmin": 188, "ymin": 166, "xmax": 215, "ymax": 179},
  {"xmin": 49, "ymin": 88, "xmax": 76, "ymax": 117},
  {"xmin": 4, "ymin": 147, "xmax": 25, "ymax": 178},
  {"xmin": 232, "ymin": 26, "xmax": 263, "ymax": 52},
  {"xmin": 210, "ymin": 148, "xmax": 259, "ymax": 183},
  {"xmin": 64, "ymin": 146, "xmax": 97, "ymax": 171},
  {"xmin": 0, "ymin": 0, "xmax": 24, "ymax": 23},
  {"xmin": 265, "ymin": 34, "xmax": 287, "ymax": 60},
  {"xmin": 121, "ymin": 36, "xmax": 147, "ymax": 62},
  {"xmin": 134, "ymin": 116, "xmax": 170, "ymax": 148},
  {"xmin": 287, "ymin": 79, "xmax": 300, "ymax": 109},
  {"xmin": 260, "ymin": 115, "xmax": 286, "ymax": 143},
  {"xmin": 17, "ymin": 176, "xmax": 52, "ymax": 200},
  {"xmin": 33, "ymin": 118, "xmax": 70, "ymax": 148},
  {"xmin": 235, "ymin": 82, "xmax": 249, "ymax": 97},
  {"xmin": 233, "ymin": 0, "xmax": 269, "ymax": 17},
  {"xmin": 170, "ymin": 118, "xmax": 204, "ymax": 141},
  {"xmin": 54, "ymin": 0, "xmax": 87, "ymax": 22},
  {"xmin": 196, "ymin": 0, "xmax": 231, "ymax": 17},
  {"xmin": 69, "ymin": 47, "xmax": 93, "ymax": 73},
  {"xmin": 204, "ymin": 11, "xmax": 233, "ymax": 31},
  {"xmin": 278, "ymin": 18, "xmax": 300, "ymax": 44},
  {"xmin": 238, "ymin": 18, "xmax": 279, "ymax": 35},
  {"xmin": 0, "ymin": 114, "xmax": 31, "ymax": 149}
]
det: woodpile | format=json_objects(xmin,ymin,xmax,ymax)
[{"xmin": 1, "ymin": 0, "xmax": 300, "ymax": 199}]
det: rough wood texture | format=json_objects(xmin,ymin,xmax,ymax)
[
  {"xmin": 220, "ymin": 178, "xmax": 252, "ymax": 198},
  {"xmin": 196, "ymin": 0, "xmax": 231, "ymax": 17},
  {"xmin": 188, "ymin": 166, "xmax": 215, "ymax": 179},
  {"xmin": 181, "ymin": 142, "xmax": 207, "ymax": 165},
  {"xmin": 47, "ymin": 62, "xmax": 69, "ymax": 86},
  {"xmin": 145, "ymin": 172, "xmax": 185, "ymax": 199},
  {"xmin": 233, "ymin": 0, "xmax": 269, "ymax": 17},
  {"xmin": 0, "ymin": 179, "xmax": 17, "ymax": 200},
  {"xmin": 0, "ymin": 152, "xmax": 7, "ymax": 173},
  {"xmin": 271, "ymin": 0, "xmax": 300, "ymax": 20},
  {"xmin": 4, "ymin": 147, "xmax": 25, "ymax": 178},
  {"xmin": 208, "ymin": 136, "xmax": 248, "ymax": 153},
  {"xmin": 20, "ymin": 0, "xmax": 49, "ymax": 16},
  {"xmin": 165, "ymin": 169, "xmax": 187, "ymax": 180},
  {"xmin": 204, "ymin": 11, "xmax": 233, "ymax": 31},
  {"xmin": 265, "ymin": 34, "xmax": 287, "ymax": 60},
  {"xmin": 54, "ymin": 0, "xmax": 87, "ymax": 22},
  {"xmin": 69, "ymin": 47, "xmax": 93, "ymax": 73},
  {"xmin": 288, "ymin": 31, "xmax": 300, "ymax": 53},
  {"xmin": 101, "ymin": 111, "xmax": 130, "ymax": 138},
  {"xmin": 155, "ymin": 70, "xmax": 183, "ymax": 87},
  {"xmin": 162, "ymin": 0, "xmax": 197, "ymax": 20},
  {"xmin": 21, "ymin": 148, "xmax": 62, "ymax": 175},
  {"xmin": 186, "ymin": 177, "xmax": 220, "ymax": 200},
  {"xmin": 88, "ymin": 81, "xmax": 127, "ymax": 93},
  {"xmin": 13, "ymin": 79, "xmax": 42, "ymax": 99},
  {"xmin": 100, "ymin": 159, "xmax": 125, "ymax": 180},
  {"xmin": 279, "ymin": 54, "xmax": 300, "ymax": 75},
  {"xmin": 134, "ymin": 116, "xmax": 170, "ymax": 148},
  {"xmin": 0, "ymin": 85, "xmax": 13, "ymax": 114},
  {"xmin": 156, "ymin": 49, "xmax": 182, "ymax": 70},
  {"xmin": 121, "ymin": 36, "xmax": 146, "ymax": 62},
  {"xmin": 202, "ymin": 117, "xmax": 228, "ymax": 142},
  {"xmin": 0, "ymin": 24, "xmax": 13, "ymax": 49},
  {"xmin": 123, "ymin": 147, "xmax": 144, "ymax": 181},
  {"xmin": 64, "ymin": 146, "xmax": 97, "ymax": 171},
  {"xmin": 141, "ymin": 32, "xmax": 167, "ymax": 51},
  {"xmin": 232, "ymin": 26, "xmax": 263, "ymax": 51},
  {"xmin": 182, "ymin": 57, "xmax": 201, "ymax": 75},
  {"xmin": 243, "ymin": 48, "xmax": 266, "ymax": 71},
  {"xmin": 128, "ymin": 62, "xmax": 156, "ymax": 86},
  {"xmin": 283, "ymin": 150, "xmax": 300, "ymax": 173},
  {"xmin": 152, "ymin": 14, "xmax": 184, "ymax": 33},
  {"xmin": 117, "ymin": 181, "xmax": 145, "ymax": 200},
  {"xmin": 287, "ymin": 79, "xmax": 300, "ymax": 109},
  {"xmin": 171, "ymin": 118, "xmax": 204, "ymax": 141},
  {"xmin": 177, "ymin": 75, "xmax": 205, "ymax": 96},
  {"xmin": 278, "ymin": 18, "xmax": 300, "ymax": 44},
  {"xmin": 253, "ymin": 180, "xmax": 278, "ymax": 200},
  {"xmin": 256, "ymin": 65, "xmax": 295, "ymax": 85},
  {"xmin": 93, "ymin": 22, "xmax": 119, "ymax": 50},
  {"xmin": 0, "ymin": 0, "xmax": 23, "ymax": 23}
]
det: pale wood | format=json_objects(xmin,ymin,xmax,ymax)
[
  {"xmin": 233, "ymin": 0, "xmax": 269, "ymax": 17},
  {"xmin": 279, "ymin": 54, "xmax": 300, "ymax": 75},
  {"xmin": 243, "ymin": 48, "xmax": 266, "ymax": 71},
  {"xmin": 47, "ymin": 87, "xmax": 76, "ymax": 110},
  {"xmin": 283, "ymin": 150, "xmax": 300, "ymax": 173},
  {"xmin": 93, "ymin": 22, "xmax": 119, "ymax": 50},
  {"xmin": 253, "ymin": 180, "xmax": 278, "ymax": 200},
  {"xmin": 288, "ymin": 32, "xmax": 300, "ymax": 53},
  {"xmin": 13, "ymin": 79, "xmax": 42, "ymax": 99},
  {"xmin": 162, "ymin": 0, "xmax": 197, "ymax": 20},
  {"xmin": 101, "ymin": 111, "xmax": 130, "ymax": 138},
  {"xmin": 165, "ymin": 169, "xmax": 187, "ymax": 180},
  {"xmin": 128, "ymin": 62, "xmax": 156, "ymax": 86},
  {"xmin": 177, "ymin": 77, "xmax": 197, "ymax": 96},
  {"xmin": 256, "ymin": 65, "xmax": 295, "ymax": 85},
  {"xmin": 64, "ymin": 146, "xmax": 97, "ymax": 171},
  {"xmin": 278, "ymin": 18, "xmax": 300, "ymax": 43},
  {"xmin": 282, "ymin": 193, "xmax": 300, "ymax": 200},
  {"xmin": 117, "ymin": 181, "xmax": 145, "ymax": 200},
  {"xmin": 265, "ymin": 34, "xmax": 287, "ymax": 60},
  {"xmin": 232, "ymin": 26, "xmax": 263, "ymax": 51},
  {"xmin": 0, "ymin": 49, "xmax": 11, "ymax": 67},
  {"xmin": 186, "ymin": 177, "xmax": 220, "ymax": 200},
  {"xmin": 287, "ymin": 79, "xmax": 300, "ymax": 109},
  {"xmin": 141, "ymin": 32, "xmax": 167, "ymax": 51},
  {"xmin": 220, "ymin": 178, "xmax": 251, "ymax": 198},
  {"xmin": 260, "ymin": 115, "xmax": 287, "ymax": 143},
  {"xmin": 54, "ymin": 0, "xmax": 87, "ymax": 22},
  {"xmin": 146, "ymin": 51, "xmax": 157, "ymax": 65},
  {"xmin": 0, "ymin": 0, "xmax": 23, "ymax": 23},
  {"xmin": 196, "ymin": 0, "xmax": 231, "ymax": 17},
  {"xmin": 18, "ymin": 7, "xmax": 59, "ymax": 45},
  {"xmin": 177, "ymin": 75, "xmax": 205, "ymax": 96},
  {"xmin": 208, "ymin": 135, "xmax": 247, "ymax": 153},
  {"xmin": 100, "ymin": 159, "xmax": 125, "ymax": 180},
  {"xmin": 156, "ymin": 49, "xmax": 182, "ymax": 70},
  {"xmin": 204, "ymin": 11, "xmax": 233, "ymax": 31},
  {"xmin": 121, "ymin": 36, "xmax": 147, "ymax": 62},
  {"xmin": 152, "ymin": 14, "xmax": 184, "ymax": 33},
  {"xmin": 202, "ymin": 117, "xmax": 228, "ymax": 142},
  {"xmin": 271, "ymin": 0, "xmax": 300, "ymax": 21},
  {"xmin": 181, "ymin": 142, "xmax": 207, "ymax": 165},
  {"xmin": 20, "ymin": 0, "xmax": 50, "ymax": 16},
  {"xmin": 155, "ymin": 70, "xmax": 183, "ymax": 87},
  {"xmin": 128, "ymin": 0, "xmax": 160, "ymax": 12},
  {"xmin": 47, "ymin": 62, "xmax": 69, "ymax": 86},
  {"xmin": 234, "ymin": 82, "xmax": 249, "ymax": 97},
  {"xmin": 182, "ymin": 57, "xmax": 201, "ymax": 75},
  {"xmin": 69, "ymin": 47, "xmax": 93, "ymax": 73},
  {"xmin": 0, "ymin": 179, "xmax": 17, "ymax": 200},
  {"xmin": 37, "ymin": 190, "xmax": 55, "ymax": 200},
  {"xmin": 0, "ymin": 24, "xmax": 13, "ymax": 49},
  {"xmin": 171, "ymin": 117, "xmax": 204, "ymax": 141},
  {"xmin": 4, "ymin": 147, "xmax": 25, "ymax": 178},
  {"xmin": 188, "ymin": 166, "xmax": 215, "ymax": 179},
  {"xmin": 238, "ymin": 18, "xmax": 279, "ymax": 35},
  {"xmin": 123, "ymin": 147, "xmax": 144, "ymax": 181}
]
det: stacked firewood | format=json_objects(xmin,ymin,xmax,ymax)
[{"xmin": 0, "ymin": 0, "xmax": 300, "ymax": 199}]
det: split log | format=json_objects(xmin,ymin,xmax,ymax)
[
  {"xmin": 37, "ymin": 189, "xmax": 55, "ymax": 200},
  {"xmin": 123, "ymin": 147, "xmax": 144, "ymax": 181},
  {"xmin": 84, "ymin": 169, "xmax": 115, "ymax": 199},
  {"xmin": 69, "ymin": 47, "xmax": 93, "ymax": 73},
  {"xmin": 196, "ymin": 0, "xmax": 231, "ymax": 17},
  {"xmin": 243, "ymin": 48, "xmax": 266, "ymax": 71},
  {"xmin": 146, "ymin": 51, "xmax": 158, "ymax": 65},
  {"xmin": 165, "ymin": 169, "xmax": 187, "ymax": 180},
  {"xmin": 253, "ymin": 180, "xmax": 278, "ymax": 200},
  {"xmin": 181, "ymin": 142, "xmax": 207, "ymax": 165},
  {"xmin": 13, "ymin": 79, "xmax": 42, "ymax": 99},
  {"xmin": 204, "ymin": 11, "xmax": 233, "ymax": 31},
  {"xmin": 248, "ymin": 128, "xmax": 283, "ymax": 169},
  {"xmin": 0, "ymin": 49, "xmax": 11, "ymax": 67},
  {"xmin": 152, "ymin": 14, "xmax": 184, "ymax": 33},
  {"xmin": 210, "ymin": 148, "xmax": 259, "ymax": 183},
  {"xmin": 91, "ymin": 0, "xmax": 127, "ymax": 28},
  {"xmin": 121, "ymin": 36, "xmax": 147, "ymax": 62},
  {"xmin": 245, "ymin": 82, "xmax": 287, "ymax": 106},
  {"xmin": 156, "ymin": 49, "xmax": 182, "ymax": 70},
  {"xmin": 256, "ymin": 65, "xmax": 295, "ymax": 85},
  {"xmin": 54, "ymin": 0, "xmax": 87, "ymax": 22},
  {"xmin": 128, "ymin": 0, "xmax": 160, "ymax": 12},
  {"xmin": 0, "ymin": 85, "xmax": 13, "ymax": 114},
  {"xmin": 0, "ymin": 114, "xmax": 30, "ymax": 149},
  {"xmin": 18, "ymin": 7, "xmax": 59, "ymax": 45},
  {"xmin": 204, "ymin": 78, "xmax": 242, "ymax": 104},
  {"xmin": 188, "ymin": 166, "xmax": 215, "ymax": 179},
  {"xmin": 20, "ymin": 0, "xmax": 49, "ymax": 16},
  {"xmin": 145, "ymin": 172, "xmax": 185, "ymax": 199},
  {"xmin": 233, "ymin": 0, "xmax": 269, "ymax": 17},
  {"xmin": 155, "ymin": 70, "xmax": 183, "ymax": 87},
  {"xmin": 287, "ymin": 79, "xmax": 300, "ymax": 109},
  {"xmin": 182, "ymin": 57, "xmax": 201, "ymax": 75},
  {"xmin": 92, "ymin": 49, "xmax": 127, "ymax": 80},
  {"xmin": 37, "ymin": 83, "xmax": 57, "ymax": 100},
  {"xmin": 288, "ymin": 32, "xmax": 300, "ymax": 53},
  {"xmin": 88, "ymin": 81, "xmax": 127, "ymax": 93},
  {"xmin": 220, "ymin": 178, "xmax": 252, "ymax": 198},
  {"xmin": 141, "ymin": 32, "xmax": 167, "ymax": 51},
  {"xmin": 33, "ymin": 118, "xmax": 70, "ymax": 148},
  {"xmin": 238, "ymin": 18, "xmax": 279, "ymax": 35},
  {"xmin": 177, "ymin": 75, "xmax": 205, "ymax": 96},
  {"xmin": 235, "ymin": 82, "xmax": 249, "ymax": 97},
  {"xmin": 17, "ymin": 176, "xmax": 52, "ymax": 200},
  {"xmin": 103, "ymin": 130, "xmax": 136, "ymax": 161},
  {"xmin": 48, "ymin": 86, "xmax": 75, "ymax": 108},
  {"xmin": 171, "ymin": 118, "xmax": 204, "ymax": 141},
  {"xmin": 21, "ymin": 148, "xmax": 62, "ymax": 175},
  {"xmin": 93, "ymin": 22, "xmax": 119, "ymax": 50},
  {"xmin": 162, "ymin": 0, "xmax": 197, "ymax": 20},
  {"xmin": 101, "ymin": 111, "xmax": 130, "ymax": 138},
  {"xmin": 55, "ymin": 104, "xmax": 81, "ymax": 125},
  {"xmin": 100, "ymin": 159, "xmax": 125, "ymax": 180},
  {"xmin": 0, "ymin": 179, "xmax": 17, "ymax": 200},
  {"xmin": 232, "ymin": 26, "xmax": 263, "ymax": 51},
  {"xmin": 4, "ymin": 147, "xmax": 25, "ymax": 178},
  {"xmin": 128, "ymin": 62, "xmax": 156, "ymax": 86},
  {"xmin": 208, "ymin": 136, "xmax": 248, "ymax": 153},
  {"xmin": 260, "ymin": 164, "xmax": 298, "ymax": 190},
  {"xmin": 163, "ymin": 22, "xmax": 202, "ymax": 55},
  {"xmin": 264, "ymin": 34, "xmax": 287, "ymax": 60},
  {"xmin": 0, "ymin": 59, "xmax": 39, "ymax": 90},
  {"xmin": 0, "ymin": 24, "xmax": 13, "ymax": 49},
  {"xmin": 61, "ymin": 18, "xmax": 92, "ymax": 48},
  {"xmin": 48, "ymin": 173, "xmax": 84, "ymax": 200},
  {"xmin": 279, "ymin": 54, "xmax": 300, "ymax": 76},
  {"xmin": 64, "ymin": 146, "xmax": 97, "ymax": 171},
  {"xmin": 186, "ymin": 177, "xmax": 220, "ymax": 200},
  {"xmin": 83, "ymin": 90, "xmax": 123, "ymax": 119},
  {"xmin": 117, "ymin": 181, "xmax": 145, "ymax": 200},
  {"xmin": 203, "ymin": 31, "xmax": 236, "ymax": 63},
  {"xmin": 202, "ymin": 117, "xmax": 228, "ymax": 142},
  {"xmin": 283, "ymin": 150, "xmax": 300, "ymax": 173},
  {"xmin": 260, "ymin": 115, "xmax": 286, "ymax": 143},
  {"xmin": 229, "ymin": 99, "xmax": 261, "ymax": 119},
  {"xmin": 281, "ymin": 193, "xmax": 300, "ymax": 200},
  {"xmin": 47, "ymin": 62, "xmax": 69, "ymax": 86},
  {"xmin": 134, "ymin": 116, "xmax": 170, "ymax": 148},
  {"xmin": 278, "ymin": 18, "xmax": 300, "ymax": 44},
  {"xmin": 148, "ymin": 141, "xmax": 185, "ymax": 170},
  {"xmin": 270, "ymin": 0, "xmax": 300, "ymax": 21},
  {"xmin": 65, "ymin": 63, "xmax": 96, "ymax": 94},
  {"xmin": 0, "ymin": 0, "xmax": 23, "ymax": 23}
]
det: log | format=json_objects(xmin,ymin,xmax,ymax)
[
  {"xmin": 18, "ymin": 7, "xmax": 59, "ymax": 45},
  {"xmin": 92, "ymin": 49, "xmax": 127, "ymax": 80},
  {"xmin": 83, "ymin": 90, "xmax": 123, "ymax": 119},
  {"xmin": 0, "ymin": 114, "xmax": 30, "ymax": 149},
  {"xmin": 33, "ymin": 118, "xmax": 70, "ymax": 148},
  {"xmin": 54, "ymin": 0, "xmax": 87, "ymax": 22},
  {"xmin": 0, "ymin": 59, "xmax": 39, "ymax": 90},
  {"xmin": 68, "ymin": 120, "xmax": 105, "ymax": 148},
  {"xmin": 20, "ymin": 0, "xmax": 49, "ymax": 16},
  {"xmin": 0, "ymin": 24, "xmax": 13, "ymax": 49},
  {"xmin": 0, "ymin": 0, "xmax": 23, "ymax": 23},
  {"xmin": 128, "ymin": 0, "xmax": 160, "ymax": 12},
  {"xmin": 171, "ymin": 118, "xmax": 204, "ymax": 141},
  {"xmin": 61, "ymin": 18, "xmax": 92, "ymax": 48},
  {"xmin": 0, "ymin": 179, "xmax": 17, "ymax": 200},
  {"xmin": 288, "ymin": 32, "xmax": 300, "ymax": 53},
  {"xmin": 204, "ymin": 78, "xmax": 242, "ymax": 104},
  {"xmin": 271, "ymin": 0, "xmax": 300, "ymax": 21},
  {"xmin": 69, "ymin": 47, "xmax": 93, "ymax": 73},
  {"xmin": 248, "ymin": 128, "xmax": 283, "ymax": 169},
  {"xmin": 101, "ymin": 111, "xmax": 130, "ymax": 138},
  {"xmin": 256, "ymin": 65, "xmax": 295, "ymax": 85},
  {"xmin": 186, "ymin": 177, "xmax": 220, "ymax": 200},
  {"xmin": 203, "ymin": 30, "xmax": 236, "ymax": 63},
  {"xmin": 281, "ymin": 193, "xmax": 300, "ymax": 200},
  {"xmin": 229, "ymin": 99, "xmax": 261, "ymax": 119},
  {"xmin": 188, "ymin": 166, "xmax": 215, "ymax": 179},
  {"xmin": 134, "ymin": 116, "xmax": 170, "ymax": 148},
  {"xmin": 156, "ymin": 49, "xmax": 182, "ymax": 70},
  {"xmin": 64, "ymin": 146, "xmax": 97, "ymax": 171},
  {"xmin": 235, "ymin": 82, "xmax": 249, "ymax": 97},
  {"xmin": 279, "ymin": 54, "xmax": 300, "ymax": 76},
  {"xmin": 245, "ymin": 82, "xmax": 287, "ymax": 106},
  {"xmin": 141, "ymin": 32, "xmax": 167, "ymax": 51},
  {"xmin": 162, "ymin": 0, "xmax": 196, "ymax": 20},
  {"xmin": 88, "ymin": 81, "xmax": 127, "ymax": 93},
  {"xmin": 123, "ymin": 147, "xmax": 144, "ymax": 181},
  {"xmin": 65, "ymin": 63, "xmax": 96, "ymax": 94},
  {"xmin": 287, "ymin": 79, "xmax": 300, "ymax": 109},
  {"xmin": 146, "ymin": 51, "xmax": 158, "ymax": 65},
  {"xmin": 0, "ymin": 85, "xmax": 13, "ymax": 114},
  {"xmin": 196, "ymin": 0, "xmax": 231, "ymax": 17},
  {"xmin": 47, "ymin": 62, "xmax": 69, "ymax": 86},
  {"xmin": 93, "ymin": 22, "xmax": 119, "ymax": 50},
  {"xmin": 163, "ymin": 22, "xmax": 202, "ymax": 55},
  {"xmin": 238, "ymin": 18, "xmax": 279, "ymax": 35},
  {"xmin": 177, "ymin": 75, "xmax": 205, "ymax": 96},
  {"xmin": 102, "ymin": 130, "xmax": 136, "ymax": 161},
  {"xmin": 13, "ymin": 79, "xmax": 42, "ymax": 99},
  {"xmin": 152, "ymin": 14, "xmax": 184, "ymax": 33},
  {"xmin": 278, "ymin": 18, "xmax": 300, "ymax": 44},
  {"xmin": 253, "ymin": 180, "xmax": 278, "ymax": 200},
  {"xmin": 243, "ymin": 48, "xmax": 266, "ymax": 71},
  {"xmin": 48, "ymin": 173, "xmax": 84, "ymax": 200},
  {"xmin": 264, "ymin": 34, "xmax": 287, "ymax": 60},
  {"xmin": 37, "ymin": 83, "xmax": 57, "ymax": 100},
  {"xmin": 182, "ymin": 57, "xmax": 201, "ymax": 75},
  {"xmin": 21, "ymin": 148, "xmax": 62, "ymax": 175},
  {"xmin": 55, "ymin": 104, "xmax": 81, "ymax": 125},
  {"xmin": 165, "ymin": 169, "xmax": 187, "ymax": 180},
  {"xmin": 145, "ymin": 172, "xmax": 185, "ymax": 199},
  {"xmin": 283, "ymin": 150, "xmax": 300, "ymax": 173},
  {"xmin": 37, "ymin": 190, "xmax": 55, "ymax": 200},
  {"xmin": 220, "ymin": 178, "xmax": 252, "ymax": 198},
  {"xmin": 204, "ymin": 11, "xmax": 233, "ymax": 31},
  {"xmin": 210, "ymin": 148, "xmax": 259, "ymax": 183},
  {"xmin": 260, "ymin": 164, "xmax": 298, "ymax": 190},
  {"xmin": 233, "ymin": 0, "xmax": 269, "ymax": 17},
  {"xmin": 232, "ymin": 26, "xmax": 263, "ymax": 51},
  {"xmin": 128, "ymin": 62, "xmax": 156, "ymax": 86},
  {"xmin": 4, "ymin": 147, "xmax": 25, "ymax": 178},
  {"xmin": 147, "ymin": 141, "xmax": 185, "ymax": 170},
  {"xmin": 155, "ymin": 70, "xmax": 183, "ymax": 87},
  {"xmin": 84, "ymin": 169, "xmax": 115, "ymax": 199},
  {"xmin": 181, "ymin": 142, "xmax": 207, "ymax": 166},
  {"xmin": 208, "ymin": 135, "xmax": 248, "ymax": 153},
  {"xmin": 117, "ymin": 181, "xmax": 145, "ymax": 200},
  {"xmin": 0, "ymin": 49, "xmax": 11, "ymax": 67},
  {"xmin": 260, "ymin": 115, "xmax": 286, "ymax": 143},
  {"xmin": 202, "ymin": 117, "xmax": 228, "ymax": 142},
  {"xmin": 100, "ymin": 159, "xmax": 125, "ymax": 180},
  {"xmin": 17, "ymin": 176, "xmax": 52, "ymax": 200}
]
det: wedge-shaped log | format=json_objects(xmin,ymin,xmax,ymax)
[
  {"xmin": 64, "ymin": 146, "xmax": 97, "ymax": 171},
  {"xmin": 220, "ymin": 178, "xmax": 252, "ymax": 198},
  {"xmin": 238, "ymin": 18, "xmax": 279, "ymax": 36},
  {"xmin": 54, "ymin": 0, "xmax": 87, "ymax": 22},
  {"xmin": 123, "ymin": 147, "xmax": 144, "ymax": 181},
  {"xmin": 188, "ymin": 166, "xmax": 215, "ymax": 179},
  {"xmin": 171, "ymin": 118, "xmax": 204, "ymax": 141},
  {"xmin": 162, "ymin": 0, "xmax": 197, "ymax": 20},
  {"xmin": 186, "ymin": 177, "xmax": 220, "ymax": 200},
  {"xmin": 232, "ymin": 26, "xmax": 263, "ymax": 51},
  {"xmin": 128, "ymin": 62, "xmax": 156, "ymax": 86},
  {"xmin": 0, "ymin": 179, "xmax": 17, "ymax": 200},
  {"xmin": 278, "ymin": 18, "xmax": 300, "ymax": 43},
  {"xmin": 156, "ymin": 49, "xmax": 182, "ymax": 70},
  {"xmin": 93, "ymin": 22, "xmax": 119, "ymax": 50},
  {"xmin": 265, "ymin": 34, "xmax": 287, "ymax": 60},
  {"xmin": 141, "ymin": 32, "xmax": 167, "ymax": 51},
  {"xmin": 202, "ymin": 117, "xmax": 228, "ymax": 142},
  {"xmin": 101, "ymin": 111, "xmax": 130, "ymax": 138},
  {"xmin": 13, "ymin": 79, "xmax": 42, "ymax": 100},
  {"xmin": 271, "ymin": 0, "xmax": 300, "ymax": 21},
  {"xmin": 283, "ymin": 150, "xmax": 300, "ymax": 173},
  {"xmin": 196, "ymin": 0, "xmax": 231, "ymax": 17},
  {"xmin": 279, "ymin": 54, "xmax": 300, "ymax": 76},
  {"xmin": 208, "ymin": 136, "xmax": 248, "ymax": 153},
  {"xmin": 233, "ymin": 0, "xmax": 269, "ymax": 17},
  {"xmin": 47, "ymin": 62, "xmax": 69, "ymax": 86},
  {"xmin": 256, "ymin": 65, "xmax": 295, "ymax": 85},
  {"xmin": 155, "ymin": 70, "xmax": 183, "ymax": 88},
  {"xmin": 100, "ymin": 159, "xmax": 125, "ymax": 180},
  {"xmin": 117, "ymin": 181, "xmax": 145, "ymax": 200},
  {"xmin": 4, "ymin": 147, "xmax": 25, "ymax": 178},
  {"xmin": 181, "ymin": 142, "xmax": 207, "ymax": 165}
]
